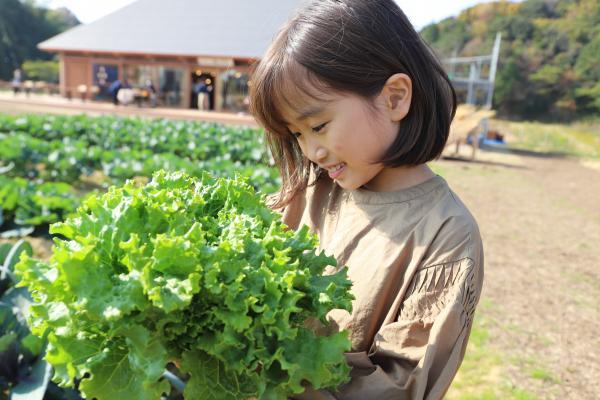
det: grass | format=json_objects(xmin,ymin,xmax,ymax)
[
  {"xmin": 492, "ymin": 119, "xmax": 600, "ymax": 159},
  {"xmin": 559, "ymin": 270, "xmax": 600, "ymax": 310},
  {"xmin": 529, "ymin": 367, "xmax": 558, "ymax": 383},
  {"xmin": 445, "ymin": 298, "xmax": 539, "ymax": 400},
  {"xmin": 429, "ymin": 162, "xmax": 448, "ymax": 177}
]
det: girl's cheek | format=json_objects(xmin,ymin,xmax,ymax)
[
  {"xmin": 294, "ymin": 140, "xmax": 306, "ymax": 155},
  {"xmin": 330, "ymin": 132, "xmax": 341, "ymax": 148},
  {"xmin": 299, "ymin": 146, "xmax": 309, "ymax": 157}
]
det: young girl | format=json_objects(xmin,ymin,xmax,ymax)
[{"xmin": 249, "ymin": 0, "xmax": 484, "ymax": 398}]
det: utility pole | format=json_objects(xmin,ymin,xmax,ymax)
[{"xmin": 485, "ymin": 32, "xmax": 502, "ymax": 109}]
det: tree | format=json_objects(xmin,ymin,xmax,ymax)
[
  {"xmin": 420, "ymin": 0, "xmax": 600, "ymax": 120},
  {"xmin": 22, "ymin": 60, "xmax": 59, "ymax": 83},
  {"xmin": 0, "ymin": 0, "xmax": 79, "ymax": 80}
]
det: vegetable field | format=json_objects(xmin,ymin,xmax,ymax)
[{"xmin": 0, "ymin": 114, "xmax": 280, "ymax": 238}]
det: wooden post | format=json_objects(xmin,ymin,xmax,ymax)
[
  {"xmin": 215, "ymin": 69, "xmax": 224, "ymax": 112},
  {"xmin": 59, "ymin": 53, "xmax": 67, "ymax": 97}
]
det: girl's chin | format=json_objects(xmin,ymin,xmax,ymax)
[{"xmin": 334, "ymin": 177, "xmax": 363, "ymax": 191}]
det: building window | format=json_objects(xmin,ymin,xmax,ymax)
[
  {"xmin": 159, "ymin": 67, "xmax": 185, "ymax": 107},
  {"xmin": 220, "ymin": 70, "xmax": 249, "ymax": 114},
  {"xmin": 120, "ymin": 65, "xmax": 185, "ymax": 108}
]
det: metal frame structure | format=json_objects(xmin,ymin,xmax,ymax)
[{"xmin": 444, "ymin": 32, "xmax": 502, "ymax": 109}]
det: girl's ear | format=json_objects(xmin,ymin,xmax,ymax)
[{"xmin": 382, "ymin": 73, "xmax": 412, "ymax": 122}]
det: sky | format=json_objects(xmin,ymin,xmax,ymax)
[{"xmin": 44, "ymin": 0, "xmax": 515, "ymax": 31}]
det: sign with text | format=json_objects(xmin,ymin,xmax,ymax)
[{"xmin": 197, "ymin": 57, "xmax": 235, "ymax": 68}]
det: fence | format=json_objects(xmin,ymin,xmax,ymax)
[{"xmin": 0, "ymin": 80, "xmax": 60, "ymax": 96}]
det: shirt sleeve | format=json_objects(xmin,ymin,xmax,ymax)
[{"xmin": 331, "ymin": 256, "xmax": 483, "ymax": 400}]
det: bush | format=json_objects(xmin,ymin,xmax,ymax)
[{"xmin": 21, "ymin": 60, "xmax": 59, "ymax": 83}]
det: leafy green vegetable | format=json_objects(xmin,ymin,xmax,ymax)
[
  {"xmin": 1, "ymin": 240, "xmax": 80, "ymax": 400},
  {"xmin": 0, "ymin": 175, "xmax": 79, "ymax": 229},
  {"xmin": 0, "ymin": 114, "xmax": 278, "ymax": 189},
  {"xmin": 16, "ymin": 170, "xmax": 353, "ymax": 399},
  {"xmin": 0, "ymin": 114, "xmax": 280, "ymax": 234}
]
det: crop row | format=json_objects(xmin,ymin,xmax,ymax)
[
  {"xmin": 0, "ymin": 114, "xmax": 276, "ymax": 184},
  {"xmin": 0, "ymin": 115, "xmax": 271, "ymax": 165},
  {"xmin": 0, "ymin": 114, "xmax": 280, "ymax": 236}
]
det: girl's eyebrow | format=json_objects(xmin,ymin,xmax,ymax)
[{"xmin": 285, "ymin": 105, "xmax": 326, "ymax": 125}]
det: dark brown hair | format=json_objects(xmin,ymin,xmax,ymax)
[{"xmin": 249, "ymin": 0, "xmax": 456, "ymax": 210}]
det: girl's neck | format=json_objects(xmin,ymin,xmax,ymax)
[{"xmin": 361, "ymin": 164, "xmax": 436, "ymax": 192}]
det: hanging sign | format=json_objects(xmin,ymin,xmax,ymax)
[{"xmin": 197, "ymin": 57, "xmax": 234, "ymax": 68}]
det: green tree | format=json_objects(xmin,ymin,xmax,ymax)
[
  {"xmin": 574, "ymin": 33, "xmax": 600, "ymax": 112},
  {"xmin": 21, "ymin": 60, "xmax": 59, "ymax": 83},
  {"xmin": 420, "ymin": 0, "xmax": 600, "ymax": 120},
  {"xmin": 0, "ymin": 0, "xmax": 79, "ymax": 80}
]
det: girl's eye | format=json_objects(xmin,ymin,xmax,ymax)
[
  {"xmin": 289, "ymin": 122, "xmax": 327, "ymax": 140},
  {"xmin": 312, "ymin": 122, "xmax": 328, "ymax": 133}
]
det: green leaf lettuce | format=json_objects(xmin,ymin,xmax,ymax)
[{"xmin": 16, "ymin": 170, "xmax": 353, "ymax": 399}]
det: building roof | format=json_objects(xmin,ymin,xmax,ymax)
[{"xmin": 39, "ymin": 0, "xmax": 305, "ymax": 60}]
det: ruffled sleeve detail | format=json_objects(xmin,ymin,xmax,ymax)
[
  {"xmin": 399, "ymin": 258, "xmax": 478, "ymax": 328},
  {"xmin": 332, "ymin": 257, "xmax": 483, "ymax": 400}
]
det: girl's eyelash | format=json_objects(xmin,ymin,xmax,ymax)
[
  {"xmin": 313, "ymin": 122, "xmax": 327, "ymax": 133},
  {"xmin": 290, "ymin": 122, "xmax": 328, "ymax": 139}
]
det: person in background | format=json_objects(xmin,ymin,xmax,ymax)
[
  {"xmin": 24, "ymin": 80, "xmax": 34, "ymax": 97},
  {"xmin": 194, "ymin": 80, "xmax": 210, "ymax": 111},
  {"xmin": 249, "ymin": 0, "xmax": 484, "ymax": 399},
  {"xmin": 145, "ymin": 79, "xmax": 157, "ymax": 108},
  {"xmin": 108, "ymin": 79, "xmax": 122, "ymax": 105},
  {"xmin": 11, "ymin": 68, "xmax": 22, "ymax": 95}
]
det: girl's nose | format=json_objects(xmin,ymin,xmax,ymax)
[
  {"xmin": 299, "ymin": 135, "xmax": 328, "ymax": 163},
  {"xmin": 311, "ymin": 143, "xmax": 328, "ymax": 163},
  {"xmin": 306, "ymin": 139, "xmax": 327, "ymax": 163}
]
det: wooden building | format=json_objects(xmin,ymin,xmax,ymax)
[{"xmin": 38, "ymin": 0, "xmax": 300, "ymax": 113}]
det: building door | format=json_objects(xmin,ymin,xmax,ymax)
[
  {"xmin": 190, "ymin": 70, "xmax": 215, "ymax": 110},
  {"xmin": 64, "ymin": 60, "xmax": 90, "ymax": 99}
]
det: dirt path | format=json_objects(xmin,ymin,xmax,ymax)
[
  {"xmin": 436, "ymin": 148, "xmax": 599, "ymax": 399},
  {"xmin": 0, "ymin": 92, "xmax": 257, "ymax": 127}
]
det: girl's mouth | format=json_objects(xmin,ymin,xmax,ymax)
[{"xmin": 328, "ymin": 163, "xmax": 346, "ymax": 179}]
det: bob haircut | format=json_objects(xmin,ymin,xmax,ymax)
[{"xmin": 249, "ymin": 0, "xmax": 457, "ymax": 210}]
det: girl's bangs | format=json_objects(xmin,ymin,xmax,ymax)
[{"xmin": 255, "ymin": 57, "xmax": 334, "ymax": 139}]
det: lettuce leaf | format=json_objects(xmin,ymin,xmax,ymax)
[{"xmin": 16, "ymin": 170, "xmax": 353, "ymax": 399}]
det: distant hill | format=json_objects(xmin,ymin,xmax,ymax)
[
  {"xmin": 421, "ymin": 0, "xmax": 599, "ymax": 120},
  {"xmin": 0, "ymin": 0, "xmax": 80, "ymax": 81}
]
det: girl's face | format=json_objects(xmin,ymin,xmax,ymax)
[{"xmin": 283, "ymin": 75, "xmax": 410, "ymax": 191}]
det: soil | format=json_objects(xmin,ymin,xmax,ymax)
[{"xmin": 438, "ymin": 146, "xmax": 599, "ymax": 399}]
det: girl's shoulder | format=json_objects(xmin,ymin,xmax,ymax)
[
  {"xmin": 418, "ymin": 184, "xmax": 483, "ymax": 269},
  {"xmin": 344, "ymin": 174, "xmax": 482, "ymax": 266},
  {"xmin": 284, "ymin": 173, "xmax": 483, "ymax": 262},
  {"xmin": 281, "ymin": 172, "xmax": 342, "ymax": 230}
]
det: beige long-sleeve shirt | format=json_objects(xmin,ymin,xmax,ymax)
[{"xmin": 281, "ymin": 173, "xmax": 484, "ymax": 400}]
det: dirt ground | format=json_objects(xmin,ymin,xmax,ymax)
[
  {"xmin": 0, "ymin": 92, "xmax": 257, "ymax": 126},
  {"xmin": 436, "ymin": 146, "xmax": 599, "ymax": 399}
]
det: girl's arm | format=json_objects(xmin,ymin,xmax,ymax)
[{"xmin": 334, "ymin": 255, "xmax": 483, "ymax": 400}]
